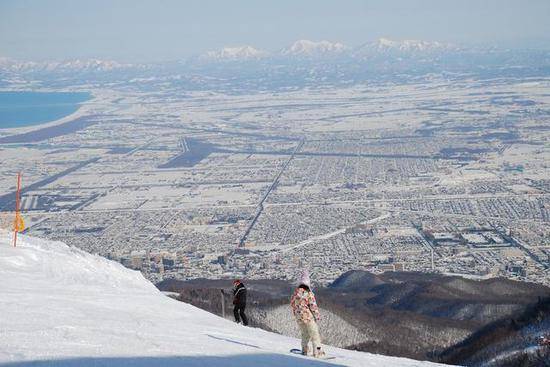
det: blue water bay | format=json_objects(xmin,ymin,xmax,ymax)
[{"xmin": 0, "ymin": 91, "xmax": 91, "ymax": 129}]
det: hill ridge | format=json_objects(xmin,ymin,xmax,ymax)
[{"xmin": 0, "ymin": 230, "xmax": 446, "ymax": 367}]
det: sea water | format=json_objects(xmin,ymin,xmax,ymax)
[{"xmin": 0, "ymin": 91, "xmax": 91, "ymax": 129}]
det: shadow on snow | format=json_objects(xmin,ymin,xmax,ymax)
[{"xmin": 0, "ymin": 353, "xmax": 345, "ymax": 367}]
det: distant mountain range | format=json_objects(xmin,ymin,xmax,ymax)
[
  {"xmin": 200, "ymin": 45, "xmax": 269, "ymax": 61},
  {"xmin": 0, "ymin": 37, "xmax": 484, "ymax": 72},
  {"xmin": 354, "ymin": 38, "xmax": 460, "ymax": 57},
  {"xmin": 0, "ymin": 56, "xmax": 135, "ymax": 74},
  {"xmin": 199, "ymin": 38, "xmax": 457, "ymax": 61},
  {"xmin": 1, "ymin": 38, "xmax": 548, "ymax": 89},
  {"xmin": 280, "ymin": 39, "xmax": 350, "ymax": 57}
]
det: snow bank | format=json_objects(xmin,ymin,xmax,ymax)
[{"xmin": 0, "ymin": 231, "xmax": 449, "ymax": 366}]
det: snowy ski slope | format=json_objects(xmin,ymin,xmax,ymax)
[{"xmin": 0, "ymin": 231, "xmax": 451, "ymax": 366}]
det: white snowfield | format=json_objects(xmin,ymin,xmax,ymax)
[{"xmin": 0, "ymin": 231, "xmax": 451, "ymax": 367}]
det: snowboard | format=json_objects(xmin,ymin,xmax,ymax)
[{"xmin": 290, "ymin": 348, "xmax": 336, "ymax": 360}]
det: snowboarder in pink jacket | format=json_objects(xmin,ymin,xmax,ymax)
[{"xmin": 290, "ymin": 270, "xmax": 325, "ymax": 358}]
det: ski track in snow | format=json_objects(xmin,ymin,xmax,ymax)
[{"xmin": 0, "ymin": 230, "xmax": 450, "ymax": 367}]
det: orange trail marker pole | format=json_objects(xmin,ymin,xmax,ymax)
[{"xmin": 13, "ymin": 172, "xmax": 21, "ymax": 247}]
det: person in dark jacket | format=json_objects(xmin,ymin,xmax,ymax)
[{"xmin": 232, "ymin": 279, "xmax": 248, "ymax": 326}]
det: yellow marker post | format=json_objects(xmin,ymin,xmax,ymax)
[{"xmin": 12, "ymin": 172, "xmax": 24, "ymax": 247}]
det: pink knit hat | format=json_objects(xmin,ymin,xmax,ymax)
[{"xmin": 298, "ymin": 270, "xmax": 311, "ymax": 288}]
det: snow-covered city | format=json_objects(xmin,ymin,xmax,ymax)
[
  {"xmin": 1, "ymin": 68, "xmax": 548, "ymax": 287},
  {"xmin": 1, "ymin": 1, "xmax": 549, "ymax": 366}
]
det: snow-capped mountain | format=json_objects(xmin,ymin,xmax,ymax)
[
  {"xmin": 0, "ymin": 56, "xmax": 135, "ymax": 73},
  {"xmin": 355, "ymin": 38, "xmax": 459, "ymax": 57},
  {"xmin": 201, "ymin": 45, "xmax": 269, "ymax": 61},
  {"xmin": 0, "ymin": 56, "xmax": 14, "ymax": 68},
  {"xmin": 281, "ymin": 40, "xmax": 349, "ymax": 57},
  {"xmin": 0, "ymin": 230, "xmax": 448, "ymax": 366},
  {"xmin": 48, "ymin": 59, "xmax": 131, "ymax": 72}
]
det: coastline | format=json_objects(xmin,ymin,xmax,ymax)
[{"xmin": 0, "ymin": 90, "xmax": 95, "ymax": 135}]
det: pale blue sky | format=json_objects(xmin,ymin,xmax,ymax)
[{"xmin": 1, "ymin": 0, "xmax": 549, "ymax": 62}]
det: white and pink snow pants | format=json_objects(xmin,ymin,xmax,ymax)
[{"xmin": 297, "ymin": 320, "xmax": 322, "ymax": 355}]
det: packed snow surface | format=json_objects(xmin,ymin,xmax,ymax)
[{"xmin": 0, "ymin": 231, "xmax": 449, "ymax": 366}]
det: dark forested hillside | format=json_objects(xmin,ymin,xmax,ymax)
[
  {"xmin": 157, "ymin": 271, "xmax": 550, "ymax": 363},
  {"xmin": 438, "ymin": 297, "xmax": 550, "ymax": 366}
]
